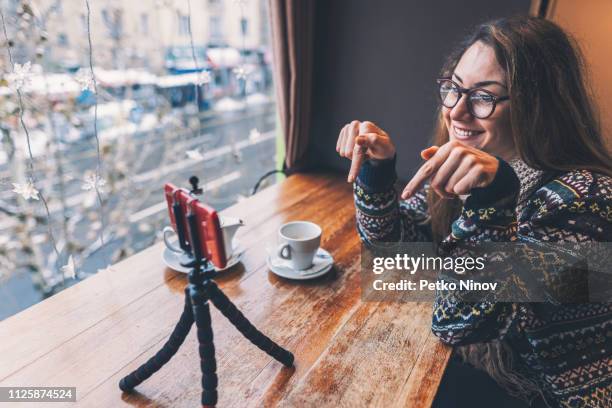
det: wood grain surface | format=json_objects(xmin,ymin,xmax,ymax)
[{"xmin": 0, "ymin": 173, "xmax": 451, "ymax": 407}]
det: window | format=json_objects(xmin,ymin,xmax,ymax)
[
  {"xmin": 240, "ymin": 17, "xmax": 248, "ymax": 36},
  {"xmin": 209, "ymin": 16, "xmax": 223, "ymax": 43},
  {"xmin": 102, "ymin": 8, "xmax": 123, "ymax": 40},
  {"xmin": 140, "ymin": 13, "xmax": 149, "ymax": 35},
  {"xmin": 177, "ymin": 12, "xmax": 190, "ymax": 36},
  {"xmin": 0, "ymin": 0, "xmax": 280, "ymax": 320},
  {"xmin": 58, "ymin": 33, "xmax": 69, "ymax": 46}
]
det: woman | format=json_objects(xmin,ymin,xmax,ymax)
[{"xmin": 337, "ymin": 16, "xmax": 611, "ymax": 407}]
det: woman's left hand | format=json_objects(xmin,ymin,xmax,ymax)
[{"xmin": 401, "ymin": 140, "xmax": 500, "ymax": 199}]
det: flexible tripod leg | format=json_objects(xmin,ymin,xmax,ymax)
[
  {"xmin": 205, "ymin": 280, "xmax": 294, "ymax": 367},
  {"xmin": 119, "ymin": 288, "xmax": 194, "ymax": 392},
  {"xmin": 191, "ymin": 285, "xmax": 218, "ymax": 407}
]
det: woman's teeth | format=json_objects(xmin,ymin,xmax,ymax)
[{"xmin": 453, "ymin": 126, "xmax": 483, "ymax": 138}]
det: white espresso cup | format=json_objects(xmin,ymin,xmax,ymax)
[
  {"xmin": 162, "ymin": 226, "xmax": 185, "ymax": 254},
  {"xmin": 163, "ymin": 217, "xmax": 240, "ymax": 258},
  {"xmin": 277, "ymin": 221, "xmax": 322, "ymax": 270}
]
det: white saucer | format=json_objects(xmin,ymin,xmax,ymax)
[
  {"xmin": 162, "ymin": 239, "xmax": 244, "ymax": 273},
  {"xmin": 266, "ymin": 247, "xmax": 333, "ymax": 280}
]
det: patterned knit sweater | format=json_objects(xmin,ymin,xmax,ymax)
[{"xmin": 353, "ymin": 156, "xmax": 612, "ymax": 408}]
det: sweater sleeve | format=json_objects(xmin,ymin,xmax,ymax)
[
  {"xmin": 353, "ymin": 156, "xmax": 432, "ymax": 244},
  {"xmin": 431, "ymin": 163, "xmax": 612, "ymax": 346}
]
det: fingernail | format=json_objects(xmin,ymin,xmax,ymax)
[{"xmin": 347, "ymin": 176, "xmax": 354, "ymax": 183}]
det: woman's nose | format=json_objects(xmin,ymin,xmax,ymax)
[{"xmin": 450, "ymin": 94, "xmax": 473, "ymax": 121}]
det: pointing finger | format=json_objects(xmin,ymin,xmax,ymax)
[
  {"xmin": 344, "ymin": 121, "xmax": 360, "ymax": 157},
  {"xmin": 337, "ymin": 124, "xmax": 347, "ymax": 153},
  {"xmin": 402, "ymin": 145, "xmax": 452, "ymax": 199},
  {"xmin": 420, "ymin": 145, "xmax": 439, "ymax": 160},
  {"xmin": 348, "ymin": 143, "xmax": 367, "ymax": 183}
]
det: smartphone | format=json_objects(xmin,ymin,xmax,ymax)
[
  {"xmin": 187, "ymin": 199, "xmax": 227, "ymax": 269},
  {"xmin": 164, "ymin": 183, "xmax": 191, "ymax": 251},
  {"xmin": 164, "ymin": 183, "xmax": 227, "ymax": 269}
]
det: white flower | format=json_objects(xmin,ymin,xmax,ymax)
[
  {"xmin": 74, "ymin": 69, "xmax": 95, "ymax": 92},
  {"xmin": 233, "ymin": 66, "xmax": 250, "ymax": 80},
  {"xmin": 12, "ymin": 181, "xmax": 39, "ymax": 200},
  {"xmin": 249, "ymin": 128, "xmax": 261, "ymax": 141},
  {"xmin": 197, "ymin": 71, "xmax": 212, "ymax": 86},
  {"xmin": 186, "ymin": 149, "xmax": 204, "ymax": 160},
  {"xmin": 10, "ymin": 61, "xmax": 32, "ymax": 91},
  {"xmin": 82, "ymin": 173, "xmax": 106, "ymax": 191},
  {"xmin": 62, "ymin": 255, "xmax": 76, "ymax": 279}
]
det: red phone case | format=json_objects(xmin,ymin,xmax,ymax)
[
  {"xmin": 165, "ymin": 183, "xmax": 227, "ymax": 269},
  {"xmin": 187, "ymin": 199, "xmax": 227, "ymax": 269},
  {"xmin": 164, "ymin": 184, "xmax": 190, "ymax": 238}
]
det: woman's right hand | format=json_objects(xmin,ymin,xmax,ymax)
[{"xmin": 336, "ymin": 120, "xmax": 396, "ymax": 183}]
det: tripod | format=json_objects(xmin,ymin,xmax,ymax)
[{"xmin": 119, "ymin": 192, "xmax": 294, "ymax": 406}]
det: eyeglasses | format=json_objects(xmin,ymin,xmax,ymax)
[{"xmin": 436, "ymin": 78, "xmax": 509, "ymax": 119}]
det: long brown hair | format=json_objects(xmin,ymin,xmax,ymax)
[
  {"xmin": 429, "ymin": 15, "xmax": 612, "ymax": 243},
  {"xmin": 429, "ymin": 16, "xmax": 612, "ymax": 403}
]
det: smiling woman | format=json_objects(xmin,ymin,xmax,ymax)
[
  {"xmin": 426, "ymin": 15, "xmax": 612, "ymax": 241},
  {"xmin": 338, "ymin": 15, "xmax": 612, "ymax": 408}
]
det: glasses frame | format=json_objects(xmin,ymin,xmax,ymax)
[{"xmin": 436, "ymin": 78, "xmax": 509, "ymax": 119}]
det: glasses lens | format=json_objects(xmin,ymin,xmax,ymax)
[
  {"xmin": 439, "ymin": 80, "xmax": 459, "ymax": 108},
  {"xmin": 470, "ymin": 91, "xmax": 495, "ymax": 118}
]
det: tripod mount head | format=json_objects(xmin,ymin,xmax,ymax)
[{"xmin": 189, "ymin": 176, "xmax": 203, "ymax": 195}]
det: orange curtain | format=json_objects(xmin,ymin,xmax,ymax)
[{"xmin": 268, "ymin": 0, "xmax": 315, "ymax": 171}]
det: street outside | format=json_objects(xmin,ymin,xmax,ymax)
[
  {"xmin": 0, "ymin": 98, "xmax": 279, "ymax": 320},
  {"xmin": 0, "ymin": 0, "xmax": 279, "ymax": 320}
]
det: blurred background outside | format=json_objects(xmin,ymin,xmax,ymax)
[{"xmin": 0, "ymin": 0, "xmax": 280, "ymax": 319}]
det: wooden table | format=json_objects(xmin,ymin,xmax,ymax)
[{"xmin": 0, "ymin": 173, "xmax": 451, "ymax": 407}]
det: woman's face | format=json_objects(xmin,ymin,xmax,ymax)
[{"xmin": 442, "ymin": 41, "xmax": 516, "ymax": 161}]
